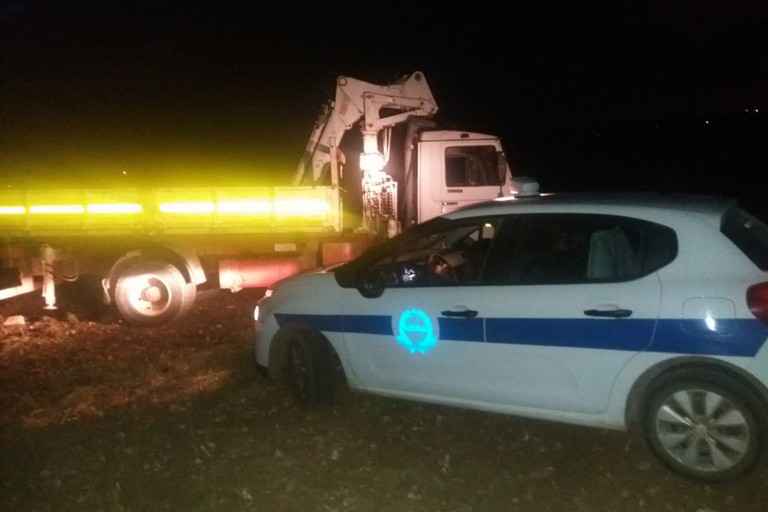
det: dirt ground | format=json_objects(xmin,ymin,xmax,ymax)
[{"xmin": 1, "ymin": 282, "xmax": 766, "ymax": 512}]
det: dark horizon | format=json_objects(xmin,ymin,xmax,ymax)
[{"xmin": 1, "ymin": 2, "xmax": 766, "ymax": 217}]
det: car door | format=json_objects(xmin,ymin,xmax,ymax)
[
  {"xmin": 340, "ymin": 218, "xmax": 502, "ymax": 404},
  {"xmin": 475, "ymin": 213, "xmax": 665, "ymax": 414}
]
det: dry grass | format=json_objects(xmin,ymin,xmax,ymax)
[{"xmin": 1, "ymin": 287, "xmax": 767, "ymax": 511}]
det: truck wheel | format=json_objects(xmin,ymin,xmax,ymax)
[
  {"xmin": 643, "ymin": 372, "xmax": 762, "ymax": 481},
  {"xmin": 114, "ymin": 259, "xmax": 195, "ymax": 326},
  {"xmin": 286, "ymin": 332, "xmax": 336, "ymax": 407}
]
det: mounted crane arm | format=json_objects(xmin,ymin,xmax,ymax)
[{"xmin": 291, "ymin": 71, "xmax": 438, "ymax": 186}]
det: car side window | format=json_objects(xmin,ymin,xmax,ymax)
[
  {"xmin": 381, "ymin": 218, "xmax": 502, "ymax": 287},
  {"xmin": 482, "ymin": 214, "xmax": 677, "ymax": 285}
]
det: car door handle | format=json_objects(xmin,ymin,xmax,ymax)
[
  {"xmin": 583, "ymin": 308, "xmax": 633, "ymax": 318},
  {"xmin": 441, "ymin": 308, "xmax": 478, "ymax": 318}
]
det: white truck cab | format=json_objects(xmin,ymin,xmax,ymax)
[{"xmin": 415, "ymin": 130, "xmax": 510, "ymax": 223}]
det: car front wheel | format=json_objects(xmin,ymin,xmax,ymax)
[
  {"xmin": 643, "ymin": 374, "xmax": 762, "ymax": 481},
  {"xmin": 286, "ymin": 332, "xmax": 336, "ymax": 407}
]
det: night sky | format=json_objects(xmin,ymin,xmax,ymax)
[{"xmin": 1, "ymin": 1, "xmax": 766, "ymax": 218}]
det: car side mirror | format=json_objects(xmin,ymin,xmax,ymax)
[{"xmin": 357, "ymin": 265, "xmax": 388, "ymax": 298}]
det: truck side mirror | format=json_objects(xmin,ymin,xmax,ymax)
[{"xmin": 497, "ymin": 152, "xmax": 508, "ymax": 185}]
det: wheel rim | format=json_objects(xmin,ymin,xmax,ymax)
[
  {"xmin": 289, "ymin": 342, "xmax": 310, "ymax": 402},
  {"xmin": 123, "ymin": 273, "xmax": 173, "ymax": 316},
  {"xmin": 654, "ymin": 388, "xmax": 751, "ymax": 473}
]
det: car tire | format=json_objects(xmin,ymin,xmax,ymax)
[
  {"xmin": 286, "ymin": 332, "xmax": 336, "ymax": 407},
  {"xmin": 643, "ymin": 370, "xmax": 762, "ymax": 481}
]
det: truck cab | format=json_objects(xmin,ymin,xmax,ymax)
[{"xmin": 414, "ymin": 130, "xmax": 510, "ymax": 225}]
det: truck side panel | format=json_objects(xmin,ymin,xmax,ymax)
[{"xmin": 0, "ymin": 186, "xmax": 341, "ymax": 236}]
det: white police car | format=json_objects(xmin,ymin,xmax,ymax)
[{"xmin": 253, "ymin": 184, "xmax": 768, "ymax": 481}]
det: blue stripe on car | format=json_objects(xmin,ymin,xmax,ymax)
[
  {"xmin": 274, "ymin": 313, "xmax": 344, "ymax": 332},
  {"xmin": 274, "ymin": 313, "xmax": 393, "ymax": 335},
  {"xmin": 273, "ymin": 314, "xmax": 768, "ymax": 357},
  {"xmin": 485, "ymin": 318, "xmax": 652, "ymax": 350},
  {"xmin": 438, "ymin": 317, "xmax": 484, "ymax": 341},
  {"xmin": 344, "ymin": 314, "xmax": 393, "ymax": 335},
  {"xmin": 650, "ymin": 319, "xmax": 767, "ymax": 356}
]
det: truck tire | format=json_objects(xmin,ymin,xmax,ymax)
[
  {"xmin": 285, "ymin": 331, "xmax": 336, "ymax": 407},
  {"xmin": 642, "ymin": 370, "xmax": 762, "ymax": 481},
  {"xmin": 114, "ymin": 258, "xmax": 196, "ymax": 326}
]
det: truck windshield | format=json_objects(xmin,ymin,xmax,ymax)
[{"xmin": 444, "ymin": 145, "xmax": 501, "ymax": 187}]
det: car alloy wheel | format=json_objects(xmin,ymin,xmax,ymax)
[{"xmin": 645, "ymin": 377, "xmax": 760, "ymax": 481}]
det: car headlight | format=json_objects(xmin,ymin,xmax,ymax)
[{"xmin": 254, "ymin": 287, "xmax": 275, "ymax": 322}]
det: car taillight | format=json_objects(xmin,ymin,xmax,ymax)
[{"xmin": 747, "ymin": 282, "xmax": 768, "ymax": 324}]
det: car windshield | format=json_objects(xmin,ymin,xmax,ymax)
[
  {"xmin": 334, "ymin": 216, "xmax": 499, "ymax": 288},
  {"xmin": 332, "ymin": 216, "xmax": 456, "ymax": 288}
]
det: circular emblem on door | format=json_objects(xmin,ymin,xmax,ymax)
[{"xmin": 396, "ymin": 308, "xmax": 437, "ymax": 354}]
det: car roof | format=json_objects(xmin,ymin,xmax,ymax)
[{"xmin": 446, "ymin": 191, "xmax": 738, "ymax": 220}]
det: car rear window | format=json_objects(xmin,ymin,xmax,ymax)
[{"xmin": 721, "ymin": 207, "xmax": 768, "ymax": 271}]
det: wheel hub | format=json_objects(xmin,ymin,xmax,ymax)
[
  {"xmin": 142, "ymin": 284, "xmax": 163, "ymax": 303},
  {"xmin": 693, "ymin": 423, "xmax": 708, "ymax": 437}
]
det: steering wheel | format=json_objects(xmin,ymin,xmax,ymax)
[{"xmin": 427, "ymin": 253, "xmax": 457, "ymax": 283}]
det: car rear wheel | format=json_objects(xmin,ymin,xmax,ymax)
[
  {"xmin": 643, "ymin": 373, "xmax": 762, "ymax": 481},
  {"xmin": 286, "ymin": 332, "xmax": 336, "ymax": 407}
]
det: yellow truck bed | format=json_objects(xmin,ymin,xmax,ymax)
[{"xmin": 0, "ymin": 186, "xmax": 341, "ymax": 236}]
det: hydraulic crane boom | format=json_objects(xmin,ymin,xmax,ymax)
[
  {"xmin": 292, "ymin": 71, "xmax": 438, "ymax": 185},
  {"xmin": 291, "ymin": 71, "xmax": 438, "ymax": 232}
]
